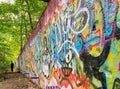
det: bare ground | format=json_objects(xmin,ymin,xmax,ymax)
[{"xmin": 0, "ymin": 72, "xmax": 39, "ymax": 89}]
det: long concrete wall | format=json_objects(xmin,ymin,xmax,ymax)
[{"xmin": 18, "ymin": 0, "xmax": 120, "ymax": 89}]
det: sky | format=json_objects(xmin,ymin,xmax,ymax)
[{"xmin": 0, "ymin": 0, "xmax": 14, "ymax": 4}]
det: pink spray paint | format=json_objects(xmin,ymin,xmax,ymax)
[{"xmin": 118, "ymin": 62, "xmax": 120, "ymax": 72}]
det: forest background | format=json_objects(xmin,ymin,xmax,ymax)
[{"xmin": 0, "ymin": 0, "xmax": 47, "ymax": 73}]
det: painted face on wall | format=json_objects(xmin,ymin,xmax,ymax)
[
  {"xmin": 41, "ymin": 37, "xmax": 51, "ymax": 78},
  {"xmin": 61, "ymin": 49, "xmax": 73, "ymax": 77}
]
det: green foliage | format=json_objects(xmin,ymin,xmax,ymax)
[{"xmin": 0, "ymin": 0, "xmax": 48, "ymax": 73}]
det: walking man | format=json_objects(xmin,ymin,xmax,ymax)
[{"xmin": 10, "ymin": 61, "xmax": 14, "ymax": 72}]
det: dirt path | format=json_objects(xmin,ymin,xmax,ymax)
[{"xmin": 0, "ymin": 72, "xmax": 39, "ymax": 89}]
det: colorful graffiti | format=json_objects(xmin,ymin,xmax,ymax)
[{"xmin": 18, "ymin": 0, "xmax": 120, "ymax": 89}]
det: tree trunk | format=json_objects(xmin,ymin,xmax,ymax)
[
  {"xmin": 20, "ymin": 14, "xmax": 23, "ymax": 52},
  {"xmin": 42, "ymin": 0, "xmax": 50, "ymax": 2},
  {"xmin": 25, "ymin": 0, "xmax": 33, "ymax": 31},
  {"xmin": 20, "ymin": 24, "xmax": 23, "ymax": 52}
]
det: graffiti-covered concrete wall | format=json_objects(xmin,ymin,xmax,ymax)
[{"xmin": 18, "ymin": 0, "xmax": 120, "ymax": 89}]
